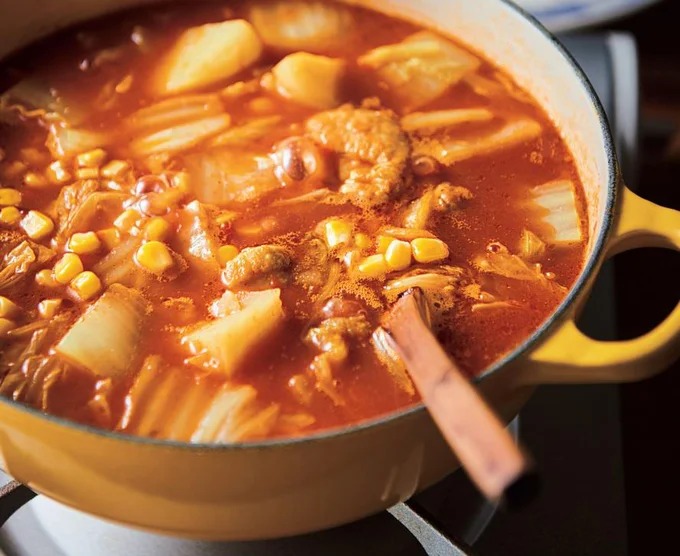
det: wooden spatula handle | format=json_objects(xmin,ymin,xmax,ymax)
[{"xmin": 385, "ymin": 289, "xmax": 530, "ymax": 502}]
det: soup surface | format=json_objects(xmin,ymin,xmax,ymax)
[{"xmin": 0, "ymin": 0, "xmax": 587, "ymax": 442}]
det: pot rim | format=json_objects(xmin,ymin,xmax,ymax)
[{"xmin": 0, "ymin": 0, "xmax": 618, "ymax": 452}]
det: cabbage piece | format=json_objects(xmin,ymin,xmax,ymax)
[
  {"xmin": 413, "ymin": 118, "xmax": 542, "ymax": 165},
  {"xmin": 384, "ymin": 267, "xmax": 466, "ymax": 305},
  {"xmin": 183, "ymin": 149, "xmax": 280, "ymax": 205},
  {"xmin": 151, "ymin": 20, "xmax": 263, "ymax": 96},
  {"xmin": 55, "ymin": 284, "xmax": 150, "ymax": 377},
  {"xmin": 53, "ymin": 187, "xmax": 128, "ymax": 243},
  {"xmin": 358, "ymin": 32, "xmax": 481, "ymax": 111},
  {"xmin": 129, "ymin": 114, "xmax": 232, "ymax": 157},
  {"xmin": 518, "ymin": 228, "xmax": 546, "ymax": 261},
  {"xmin": 191, "ymin": 384, "xmax": 280, "ymax": 443},
  {"xmin": 401, "ymin": 108, "xmax": 493, "ymax": 132},
  {"xmin": 47, "ymin": 124, "xmax": 111, "ymax": 158},
  {"xmin": 209, "ymin": 289, "xmax": 281, "ymax": 318},
  {"xmin": 249, "ymin": 1, "xmax": 353, "ymax": 51},
  {"xmin": 175, "ymin": 200, "xmax": 221, "ymax": 271},
  {"xmin": 530, "ymin": 180, "xmax": 583, "ymax": 243},
  {"xmin": 1, "ymin": 77, "xmax": 86, "ymax": 125},
  {"xmin": 272, "ymin": 53, "xmax": 346, "ymax": 109},
  {"xmin": 93, "ymin": 237, "xmax": 153, "ymax": 289},
  {"xmin": 124, "ymin": 93, "xmax": 224, "ymax": 134},
  {"xmin": 209, "ymin": 116, "xmax": 283, "ymax": 148},
  {"xmin": 471, "ymin": 301, "xmax": 524, "ymax": 313},
  {"xmin": 372, "ymin": 327, "xmax": 415, "ymax": 396},
  {"xmin": 0, "ymin": 239, "xmax": 55, "ymax": 291},
  {"xmin": 183, "ymin": 288, "xmax": 285, "ymax": 377}
]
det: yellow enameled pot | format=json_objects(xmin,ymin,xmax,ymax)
[{"xmin": 0, "ymin": 0, "xmax": 678, "ymax": 541}]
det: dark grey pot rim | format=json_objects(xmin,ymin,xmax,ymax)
[{"xmin": 0, "ymin": 0, "xmax": 618, "ymax": 452}]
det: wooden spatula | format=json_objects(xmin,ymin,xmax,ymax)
[{"xmin": 382, "ymin": 287, "xmax": 538, "ymax": 506}]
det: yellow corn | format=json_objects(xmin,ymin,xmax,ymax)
[
  {"xmin": 357, "ymin": 254, "xmax": 389, "ymax": 278},
  {"xmin": 54, "ymin": 253, "xmax": 84, "ymax": 285},
  {"xmin": 76, "ymin": 148, "xmax": 107, "ymax": 168},
  {"xmin": 171, "ymin": 172, "xmax": 191, "ymax": 192},
  {"xmin": 100, "ymin": 160, "xmax": 130, "ymax": 179},
  {"xmin": 143, "ymin": 217, "xmax": 172, "ymax": 242},
  {"xmin": 343, "ymin": 248, "xmax": 362, "ymax": 269},
  {"xmin": 0, "ymin": 296, "xmax": 20, "ymax": 318},
  {"xmin": 38, "ymin": 298, "xmax": 62, "ymax": 319},
  {"xmin": 377, "ymin": 235, "xmax": 394, "ymax": 254},
  {"xmin": 385, "ymin": 239, "xmax": 412, "ymax": 271},
  {"xmin": 135, "ymin": 241, "xmax": 174, "ymax": 273},
  {"xmin": 35, "ymin": 269, "xmax": 58, "ymax": 288},
  {"xmin": 76, "ymin": 167, "xmax": 99, "ymax": 180},
  {"xmin": 0, "ymin": 206, "xmax": 21, "ymax": 226},
  {"xmin": 21, "ymin": 210, "xmax": 54, "ymax": 240},
  {"xmin": 114, "ymin": 209, "xmax": 141, "ymax": 232},
  {"xmin": 0, "ymin": 188, "xmax": 22, "ymax": 206},
  {"xmin": 70, "ymin": 271, "xmax": 102, "ymax": 301},
  {"xmin": 97, "ymin": 227, "xmax": 121, "ymax": 250},
  {"xmin": 0, "ymin": 318, "xmax": 15, "ymax": 338},
  {"xmin": 68, "ymin": 231, "xmax": 101, "ymax": 255},
  {"xmin": 47, "ymin": 160, "xmax": 72, "ymax": 184},
  {"xmin": 354, "ymin": 233, "xmax": 372, "ymax": 250},
  {"xmin": 217, "ymin": 244, "xmax": 239, "ymax": 265},
  {"xmin": 23, "ymin": 171, "xmax": 48, "ymax": 188},
  {"xmin": 3, "ymin": 161, "xmax": 26, "ymax": 178},
  {"xmin": 324, "ymin": 219, "xmax": 352, "ymax": 248},
  {"xmin": 411, "ymin": 237, "xmax": 450, "ymax": 263}
]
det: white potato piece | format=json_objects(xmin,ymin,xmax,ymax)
[
  {"xmin": 56, "ymin": 284, "xmax": 150, "ymax": 377},
  {"xmin": 183, "ymin": 288, "xmax": 285, "ymax": 377},
  {"xmin": 151, "ymin": 20, "xmax": 263, "ymax": 96},
  {"xmin": 249, "ymin": 1, "xmax": 353, "ymax": 51},
  {"xmin": 272, "ymin": 53, "xmax": 346, "ymax": 109},
  {"xmin": 531, "ymin": 180, "xmax": 583, "ymax": 243},
  {"xmin": 358, "ymin": 31, "xmax": 481, "ymax": 111}
]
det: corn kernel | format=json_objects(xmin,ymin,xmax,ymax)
[
  {"xmin": 411, "ymin": 237, "xmax": 450, "ymax": 263},
  {"xmin": 23, "ymin": 171, "xmax": 48, "ymax": 188},
  {"xmin": 324, "ymin": 219, "xmax": 352, "ymax": 248},
  {"xmin": 38, "ymin": 298, "xmax": 62, "ymax": 319},
  {"xmin": 357, "ymin": 254, "xmax": 388, "ymax": 278},
  {"xmin": 3, "ymin": 161, "xmax": 27, "ymax": 178},
  {"xmin": 97, "ymin": 227, "xmax": 121, "ymax": 250},
  {"xmin": 76, "ymin": 167, "xmax": 99, "ymax": 180},
  {"xmin": 35, "ymin": 269, "xmax": 58, "ymax": 288},
  {"xmin": 70, "ymin": 271, "xmax": 102, "ymax": 301},
  {"xmin": 0, "ymin": 318, "xmax": 15, "ymax": 337},
  {"xmin": 47, "ymin": 160, "xmax": 73, "ymax": 184},
  {"xmin": 143, "ymin": 217, "xmax": 172, "ymax": 242},
  {"xmin": 54, "ymin": 253, "xmax": 84, "ymax": 285},
  {"xmin": 76, "ymin": 148, "xmax": 107, "ymax": 168},
  {"xmin": 0, "ymin": 296, "xmax": 20, "ymax": 318},
  {"xmin": 114, "ymin": 209, "xmax": 141, "ymax": 232},
  {"xmin": 377, "ymin": 235, "xmax": 394, "ymax": 254},
  {"xmin": 217, "ymin": 244, "xmax": 239, "ymax": 265},
  {"xmin": 354, "ymin": 233, "xmax": 371, "ymax": 250},
  {"xmin": 343, "ymin": 248, "xmax": 361, "ymax": 269},
  {"xmin": 0, "ymin": 188, "xmax": 22, "ymax": 206},
  {"xmin": 68, "ymin": 231, "xmax": 101, "ymax": 255},
  {"xmin": 385, "ymin": 240, "xmax": 412, "ymax": 271},
  {"xmin": 0, "ymin": 206, "xmax": 21, "ymax": 226},
  {"xmin": 100, "ymin": 159, "xmax": 130, "ymax": 179},
  {"xmin": 21, "ymin": 210, "xmax": 54, "ymax": 240},
  {"xmin": 135, "ymin": 241, "xmax": 174, "ymax": 273},
  {"xmin": 171, "ymin": 171, "xmax": 191, "ymax": 192}
]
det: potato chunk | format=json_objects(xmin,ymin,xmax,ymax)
[
  {"xmin": 151, "ymin": 20, "xmax": 263, "ymax": 96},
  {"xmin": 183, "ymin": 288, "xmax": 284, "ymax": 377},
  {"xmin": 272, "ymin": 53, "xmax": 346, "ymax": 109}
]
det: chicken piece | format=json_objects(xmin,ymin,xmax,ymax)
[
  {"xmin": 304, "ymin": 315, "xmax": 372, "ymax": 405},
  {"xmin": 221, "ymin": 245, "xmax": 293, "ymax": 288},
  {"xmin": 0, "ymin": 239, "xmax": 55, "ymax": 291},
  {"xmin": 305, "ymin": 105, "xmax": 410, "ymax": 207}
]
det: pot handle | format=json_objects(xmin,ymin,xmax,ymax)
[{"xmin": 521, "ymin": 186, "xmax": 680, "ymax": 384}]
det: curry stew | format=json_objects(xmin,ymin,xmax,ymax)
[{"xmin": 0, "ymin": 1, "xmax": 587, "ymax": 442}]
